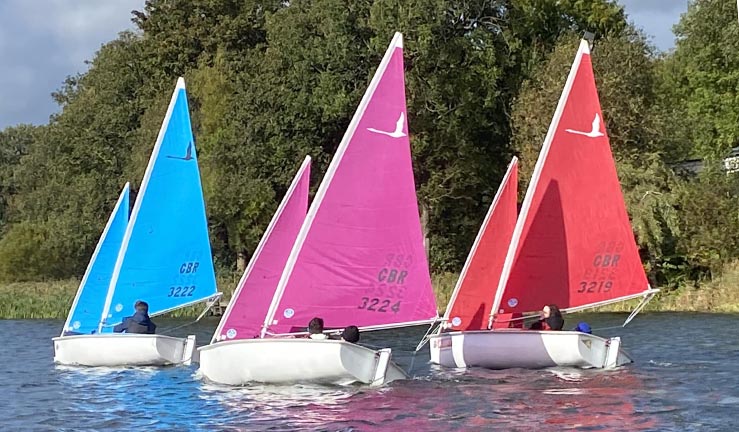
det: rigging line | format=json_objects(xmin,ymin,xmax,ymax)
[
  {"xmin": 406, "ymin": 349, "xmax": 422, "ymax": 378},
  {"xmin": 589, "ymin": 325, "xmax": 626, "ymax": 332},
  {"xmin": 623, "ymin": 291, "xmax": 656, "ymax": 327},
  {"xmin": 415, "ymin": 318, "xmax": 442, "ymax": 352},
  {"xmin": 158, "ymin": 295, "xmax": 222, "ymax": 335}
]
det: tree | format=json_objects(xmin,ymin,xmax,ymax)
[
  {"xmin": 0, "ymin": 124, "xmax": 36, "ymax": 233},
  {"xmin": 669, "ymin": 0, "xmax": 739, "ymax": 160},
  {"xmin": 674, "ymin": 164, "xmax": 739, "ymax": 278},
  {"xmin": 0, "ymin": 0, "xmax": 641, "ymax": 280}
]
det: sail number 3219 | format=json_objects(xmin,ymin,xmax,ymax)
[{"xmin": 577, "ymin": 280, "xmax": 612, "ymax": 293}]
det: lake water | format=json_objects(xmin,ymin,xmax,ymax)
[{"xmin": 1, "ymin": 313, "xmax": 737, "ymax": 431}]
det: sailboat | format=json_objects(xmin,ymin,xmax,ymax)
[
  {"xmin": 53, "ymin": 78, "xmax": 220, "ymax": 366},
  {"xmin": 199, "ymin": 32, "xmax": 438, "ymax": 386},
  {"xmin": 428, "ymin": 40, "xmax": 658, "ymax": 370}
]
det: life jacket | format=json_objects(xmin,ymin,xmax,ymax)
[
  {"xmin": 126, "ymin": 320, "xmax": 152, "ymax": 334},
  {"xmin": 125, "ymin": 311, "xmax": 157, "ymax": 334}
]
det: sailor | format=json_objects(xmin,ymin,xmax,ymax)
[
  {"xmin": 113, "ymin": 300, "xmax": 157, "ymax": 334},
  {"xmin": 340, "ymin": 325, "xmax": 360, "ymax": 343},
  {"xmin": 528, "ymin": 304, "xmax": 564, "ymax": 331},
  {"xmin": 307, "ymin": 317, "xmax": 328, "ymax": 339}
]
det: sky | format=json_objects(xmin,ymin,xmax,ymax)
[{"xmin": 0, "ymin": 0, "xmax": 688, "ymax": 130}]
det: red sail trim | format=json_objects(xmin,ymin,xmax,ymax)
[
  {"xmin": 494, "ymin": 40, "xmax": 650, "ymax": 316},
  {"xmin": 444, "ymin": 157, "xmax": 518, "ymax": 331}
]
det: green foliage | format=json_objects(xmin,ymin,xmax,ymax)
[
  {"xmin": 0, "ymin": 124, "xmax": 36, "ymax": 231},
  {"xmin": 0, "ymin": 222, "xmax": 54, "ymax": 282},
  {"xmin": 669, "ymin": 0, "xmax": 739, "ymax": 159},
  {"xmin": 673, "ymin": 163, "xmax": 739, "ymax": 276},
  {"xmin": 0, "ymin": 0, "xmax": 737, "ymax": 312}
]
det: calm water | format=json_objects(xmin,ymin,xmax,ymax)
[{"xmin": 1, "ymin": 313, "xmax": 737, "ymax": 431}]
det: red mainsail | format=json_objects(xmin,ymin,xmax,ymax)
[
  {"xmin": 444, "ymin": 158, "xmax": 518, "ymax": 331},
  {"xmin": 493, "ymin": 40, "xmax": 651, "ymax": 317}
]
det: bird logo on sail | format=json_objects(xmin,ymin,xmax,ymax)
[
  {"xmin": 367, "ymin": 112, "xmax": 407, "ymax": 138},
  {"xmin": 166, "ymin": 141, "xmax": 195, "ymax": 161},
  {"xmin": 565, "ymin": 114, "xmax": 605, "ymax": 138}
]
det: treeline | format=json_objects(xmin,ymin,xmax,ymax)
[{"xmin": 1, "ymin": 0, "xmax": 739, "ymax": 296}]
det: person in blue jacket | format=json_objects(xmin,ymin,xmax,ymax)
[{"xmin": 114, "ymin": 300, "xmax": 157, "ymax": 334}]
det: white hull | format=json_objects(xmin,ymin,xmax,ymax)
[
  {"xmin": 52, "ymin": 334, "xmax": 197, "ymax": 367},
  {"xmin": 429, "ymin": 330, "xmax": 632, "ymax": 370},
  {"xmin": 198, "ymin": 339, "xmax": 407, "ymax": 386}
]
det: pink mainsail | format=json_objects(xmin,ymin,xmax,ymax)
[
  {"xmin": 444, "ymin": 157, "xmax": 518, "ymax": 331},
  {"xmin": 262, "ymin": 33, "xmax": 438, "ymax": 336},
  {"xmin": 213, "ymin": 157, "xmax": 311, "ymax": 342},
  {"xmin": 492, "ymin": 40, "xmax": 653, "ymax": 318}
]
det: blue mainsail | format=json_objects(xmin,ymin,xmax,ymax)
[
  {"xmin": 99, "ymin": 78, "xmax": 218, "ymax": 331},
  {"xmin": 61, "ymin": 183, "xmax": 130, "ymax": 335}
]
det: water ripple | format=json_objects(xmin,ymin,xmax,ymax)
[{"xmin": 2, "ymin": 314, "xmax": 738, "ymax": 430}]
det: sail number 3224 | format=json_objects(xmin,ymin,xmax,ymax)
[{"xmin": 358, "ymin": 297, "xmax": 401, "ymax": 313}]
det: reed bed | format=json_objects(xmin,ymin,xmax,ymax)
[{"xmin": 1, "ymin": 268, "xmax": 737, "ymax": 319}]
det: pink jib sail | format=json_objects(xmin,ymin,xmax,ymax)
[
  {"xmin": 444, "ymin": 157, "xmax": 518, "ymax": 331},
  {"xmin": 213, "ymin": 156, "xmax": 311, "ymax": 342},
  {"xmin": 493, "ymin": 40, "xmax": 651, "ymax": 317},
  {"xmin": 262, "ymin": 33, "xmax": 438, "ymax": 336}
]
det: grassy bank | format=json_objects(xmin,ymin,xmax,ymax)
[
  {"xmin": 2, "ymin": 268, "xmax": 738, "ymax": 319},
  {"xmin": 0, "ymin": 274, "xmax": 243, "ymax": 320}
]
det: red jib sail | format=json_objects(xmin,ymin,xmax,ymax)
[
  {"xmin": 443, "ymin": 157, "xmax": 518, "ymax": 331},
  {"xmin": 493, "ymin": 40, "xmax": 651, "ymax": 317}
]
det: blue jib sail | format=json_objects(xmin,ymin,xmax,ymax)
[
  {"xmin": 99, "ymin": 78, "xmax": 218, "ymax": 332},
  {"xmin": 61, "ymin": 184, "xmax": 130, "ymax": 335}
]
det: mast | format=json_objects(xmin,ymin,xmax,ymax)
[
  {"xmin": 488, "ymin": 42, "xmax": 590, "ymax": 327},
  {"xmin": 442, "ymin": 157, "xmax": 518, "ymax": 326},
  {"xmin": 211, "ymin": 156, "xmax": 311, "ymax": 343},
  {"xmin": 260, "ymin": 32, "xmax": 436, "ymax": 337},
  {"xmin": 98, "ymin": 78, "xmax": 186, "ymax": 332},
  {"xmin": 62, "ymin": 183, "xmax": 129, "ymax": 336},
  {"xmin": 489, "ymin": 40, "xmax": 659, "ymax": 325}
]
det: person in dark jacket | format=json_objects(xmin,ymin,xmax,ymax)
[
  {"xmin": 528, "ymin": 304, "xmax": 564, "ymax": 331},
  {"xmin": 114, "ymin": 300, "xmax": 157, "ymax": 334}
]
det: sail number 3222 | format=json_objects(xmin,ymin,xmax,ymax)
[
  {"xmin": 168, "ymin": 286, "xmax": 195, "ymax": 297},
  {"xmin": 358, "ymin": 297, "xmax": 401, "ymax": 313}
]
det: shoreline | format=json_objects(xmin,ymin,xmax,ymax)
[{"xmin": 1, "ymin": 274, "xmax": 737, "ymax": 319}]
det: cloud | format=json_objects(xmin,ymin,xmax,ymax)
[
  {"xmin": 0, "ymin": 0, "xmax": 689, "ymax": 130},
  {"xmin": 618, "ymin": 0, "xmax": 689, "ymax": 52},
  {"xmin": 0, "ymin": 0, "xmax": 144, "ymax": 129}
]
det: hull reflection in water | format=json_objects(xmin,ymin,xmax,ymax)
[
  {"xmin": 198, "ymin": 339, "xmax": 407, "ymax": 386},
  {"xmin": 429, "ymin": 330, "xmax": 632, "ymax": 369}
]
